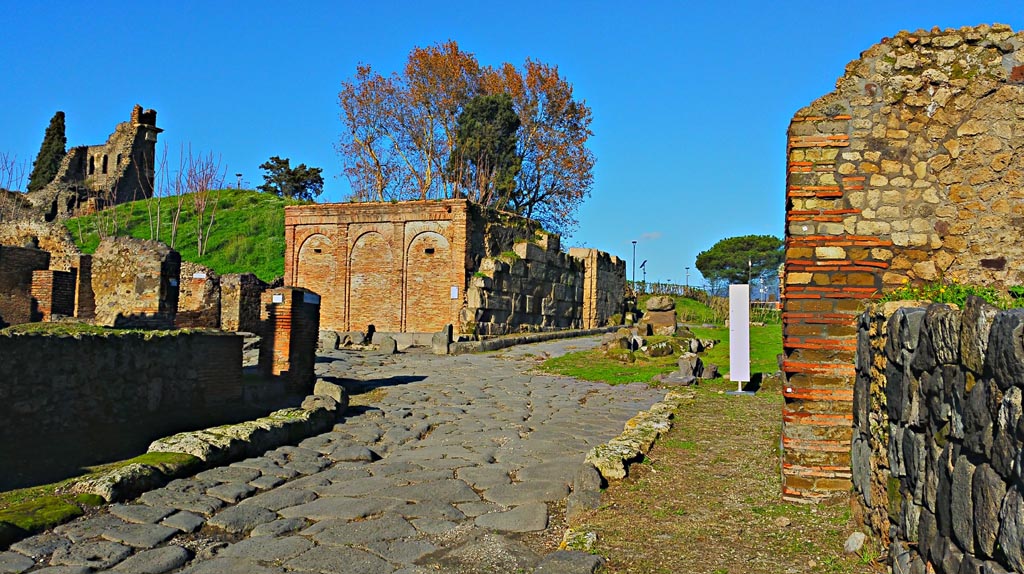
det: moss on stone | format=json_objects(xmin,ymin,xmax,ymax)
[
  {"xmin": 124, "ymin": 452, "xmax": 202, "ymax": 478},
  {"xmin": 73, "ymin": 493, "xmax": 105, "ymax": 507},
  {"xmin": 0, "ymin": 496, "xmax": 83, "ymax": 533}
]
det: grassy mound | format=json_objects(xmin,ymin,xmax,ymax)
[{"xmin": 65, "ymin": 188, "xmax": 305, "ymax": 282}]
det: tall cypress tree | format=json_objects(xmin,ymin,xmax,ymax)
[{"xmin": 26, "ymin": 111, "xmax": 67, "ymax": 193}]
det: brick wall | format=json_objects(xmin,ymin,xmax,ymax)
[
  {"xmin": 0, "ymin": 245, "xmax": 50, "ymax": 327},
  {"xmin": 284, "ymin": 200, "xmax": 625, "ymax": 337},
  {"xmin": 782, "ymin": 24, "xmax": 1024, "ymax": 502},
  {"xmin": 91, "ymin": 237, "xmax": 180, "ymax": 329},
  {"xmin": 285, "ymin": 200, "xmax": 473, "ymax": 334},
  {"xmin": 31, "ymin": 270, "xmax": 75, "ymax": 321},
  {"xmin": 220, "ymin": 273, "xmax": 268, "ymax": 332},
  {"xmin": 259, "ymin": 287, "xmax": 320, "ymax": 391}
]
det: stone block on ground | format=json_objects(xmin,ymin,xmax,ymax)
[
  {"xmin": 318, "ymin": 330, "xmax": 339, "ymax": 351},
  {"xmin": 645, "ymin": 296, "xmax": 676, "ymax": 312},
  {"xmin": 432, "ymin": 324, "xmax": 452, "ymax": 355},
  {"xmin": 641, "ymin": 310, "xmax": 677, "ymax": 336},
  {"xmin": 376, "ymin": 336, "xmax": 398, "ymax": 355}
]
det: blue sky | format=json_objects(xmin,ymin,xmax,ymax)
[{"xmin": 2, "ymin": 1, "xmax": 1022, "ymax": 287}]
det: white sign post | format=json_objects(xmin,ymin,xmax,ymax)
[{"xmin": 728, "ymin": 284, "xmax": 753, "ymax": 395}]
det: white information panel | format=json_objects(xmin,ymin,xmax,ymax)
[{"xmin": 729, "ymin": 284, "xmax": 751, "ymax": 384}]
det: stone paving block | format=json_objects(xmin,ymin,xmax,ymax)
[
  {"xmin": 248, "ymin": 474, "xmax": 285, "ymax": 490},
  {"xmin": 474, "ymin": 502, "xmax": 548, "ymax": 532},
  {"xmin": 138, "ymin": 489, "xmax": 224, "ymax": 517},
  {"xmin": 9, "ymin": 532, "xmax": 69, "ymax": 558},
  {"xmin": 278, "ymin": 496, "xmax": 398, "ymax": 522},
  {"xmin": 28, "ymin": 567, "xmax": 91, "ymax": 574},
  {"xmin": 49, "ymin": 539, "xmax": 132, "ymax": 569},
  {"xmin": 409, "ymin": 518, "xmax": 461, "ymax": 535},
  {"xmin": 283, "ymin": 459, "xmax": 330, "ymax": 475},
  {"xmin": 160, "ymin": 511, "xmax": 205, "ymax": 533},
  {"xmin": 325, "ymin": 445, "xmax": 376, "ymax": 462},
  {"xmin": 177, "ymin": 557, "xmax": 285, "ymax": 574},
  {"xmin": 109, "ymin": 504, "xmax": 175, "ymax": 525},
  {"xmin": 101, "ymin": 523, "xmax": 178, "ymax": 549},
  {"xmin": 230, "ymin": 459, "xmax": 299, "ymax": 480},
  {"xmin": 0, "ymin": 551, "xmax": 35, "ymax": 573},
  {"xmin": 375, "ymin": 479, "xmax": 480, "ymax": 504},
  {"xmin": 219, "ymin": 535, "xmax": 313, "ymax": 562},
  {"xmin": 54, "ymin": 514, "xmax": 127, "ymax": 543},
  {"xmin": 206, "ymin": 482, "xmax": 256, "ymax": 503},
  {"xmin": 310, "ymin": 513, "xmax": 416, "ymax": 546},
  {"xmin": 195, "ymin": 466, "xmax": 262, "ymax": 484},
  {"xmin": 206, "ymin": 505, "xmax": 277, "ymax": 535},
  {"xmin": 110, "ymin": 545, "xmax": 191, "ymax": 573},
  {"xmin": 238, "ymin": 487, "xmax": 317, "ymax": 511},
  {"xmin": 455, "ymin": 501, "xmax": 502, "ymax": 518},
  {"xmin": 456, "ymin": 466, "xmax": 512, "ymax": 490},
  {"xmin": 250, "ymin": 518, "xmax": 309, "ymax": 538},
  {"xmin": 364, "ymin": 539, "xmax": 438, "ymax": 564},
  {"xmin": 283, "ymin": 545, "xmax": 394, "ymax": 574},
  {"xmin": 400, "ymin": 500, "xmax": 466, "ymax": 521},
  {"xmin": 481, "ymin": 480, "xmax": 570, "ymax": 506}
]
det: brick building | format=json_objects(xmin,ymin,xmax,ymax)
[{"xmin": 284, "ymin": 200, "xmax": 625, "ymax": 336}]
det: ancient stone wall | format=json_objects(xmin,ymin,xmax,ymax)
[
  {"xmin": 782, "ymin": 24, "xmax": 1024, "ymax": 501},
  {"xmin": 0, "ymin": 331, "xmax": 242, "ymax": 445},
  {"xmin": 220, "ymin": 273, "xmax": 267, "ymax": 333},
  {"xmin": 0, "ymin": 245, "xmax": 49, "ymax": 327},
  {"xmin": 570, "ymin": 247, "xmax": 627, "ymax": 329},
  {"xmin": 0, "ymin": 220, "xmax": 82, "ymax": 271},
  {"xmin": 464, "ymin": 235, "xmax": 584, "ymax": 336},
  {"xmin": 284, "ymin": 200, "xmax": 623, "ymax": 337},
  {"xmin": 91, "ymin": 237, "xmax": 180, "ymax": 329},
  {"xmin": 853, "ymin": 298, "xmax": 1024, "ymax": 573},
  {"xmin": 31, "ymin": 270, "xmax": 75, "ymax": 321},
  {"xmin": 259, "ymin": 287, "xmax": 320, "ymax": 391},
  {"xmin": 23, "ymin": 104, "xmax": 162, "ymax": 221},
  {"xmin": 176, "ymin": 261, "xmax": 220, "ymax": 329}
]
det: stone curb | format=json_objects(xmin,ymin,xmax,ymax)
[
  {"xmin": 450, "ymin": 326, "xmax": 621, "ymax": 355},
  {"xmin": 559, "ymin": 387, "xmax": 695, "ymax": 559},
  {"xmin": 71, "ymin": 395, "xmax": 346, "ymax": 504},
  {"xmin": 583, "ymin": 388, "xmax": 693, "ymax": 481}
]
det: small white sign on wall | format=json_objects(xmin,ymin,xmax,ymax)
[
  {"xmin": 272, "ymin": 294, "xmax": 284, "ymax": 304},
  {"xmin": 192, "ymin": 272, "xmax": 207, "ymax": 279},
  {"xmin": 450, "ymin": 286, "xmax": 459, "ymax": 300},
  {"xmin": 729, "ymin": 284, "xmax": 751, "ymax": 386}
]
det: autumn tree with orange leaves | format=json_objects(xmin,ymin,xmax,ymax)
[{"xmin": 338, "ymin": 41, "xmax": 594, "ymax": 234}]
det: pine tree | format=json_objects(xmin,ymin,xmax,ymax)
[{"xmin": 26, "ymin": 111, "xmax": 67, "ymax": 193}]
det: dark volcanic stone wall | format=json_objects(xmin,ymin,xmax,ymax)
[{"xmin": 853, "ymin": 297, "xmax": 1024, "ymax": 573}]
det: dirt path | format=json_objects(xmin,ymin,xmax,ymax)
[{"xmin": 571, "ymin": 379, "xmax": 883, "ymax": 574}]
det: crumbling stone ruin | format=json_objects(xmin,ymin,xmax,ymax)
[
  {"xmin": 259, "ymin": 286, "xmax": 321, "ymax": 390},
  {"xmin": 0, "ymin": 245, "xmax": 50, "ymax": 327},
  {"xmin": 18, "ymin": 104, "xmax": 161, "ymax": 222},
  {"xmin": 91, "ymin": 237, "xmax": 181, "ymax": 329},
  {"xmin": 220, "ymin": 272, "xmax": 269, "ymax": 332},
  {"xmin": 176, "ymin": 261, "xmax": 220, "ymax": 329},
  {"xmin": 284, "ymin": 199, "xmax": 625, "ymax": 338},
  {"xmin": 782, "ymin": 24, "xmax": 1024, "ymax": 502}
]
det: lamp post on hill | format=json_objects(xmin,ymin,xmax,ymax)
[
  {"xmin": 685, "ymin": 267, "xmax": 690, "ymax": 288},
  {"xmin": 631, "ymin": 240, "xmax": 637, "ymax": 285},
  {"xmin": 235, "ymin": 173, "xmax": 242, "ymax": 189}
]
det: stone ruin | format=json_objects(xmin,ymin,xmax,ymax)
[
  {"xmin": 20, "ymin": 104, "xmax": 162, "ymax": 222},
  {"xmin": 284, "ymin": 199, "xmax": 626, "ymax": 339},
  {"xmin": 782, "ymin": 24, "xmax": 1024, "ymax": 502}
]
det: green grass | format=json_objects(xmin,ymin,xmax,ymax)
[
  {"xmin": 65, "ymin": 188, "xmax": 305, "ymax": 282},
  {"xmin": 540, "ymin": 323, "xmax": 782, "ymax": 384}
]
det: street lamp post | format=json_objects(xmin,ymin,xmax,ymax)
[
  {"xmin": 235, "ymin": 173, "xmax": 242, "ymax": 189},
  {"xmin": 685, "ymin": 267, "xmax": 690, "ymax": 288},
  {"xmin": 631, "ymin": 241, "xmax": 637, "ymax": 285},
  {"xmin": 747, "ymin": 258, "xmax": 752, "ymax": 285}
]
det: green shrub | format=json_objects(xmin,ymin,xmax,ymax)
[{"xmin": 880, "ymin": 280, "xmax": 1012, "ymax": 308}]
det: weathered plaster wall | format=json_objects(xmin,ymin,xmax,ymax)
[
  {"xmin": 782, "ymin": 24, "xmax": 1024, "ymax": 501},
  {"xmin": 853, "ymin": 298, "xmax": 1024, "ymax": 573},
  {"xmin": 0, "ymin": 331, "xmax": 242, "ymax": 443},
  {"xmin": 91, "ymin": 237, "xmax": 180, "ymax": 329},
  {"xmin": 220, "ymin": 273, "xmax": 267, "ymax": 332},
  {"xmin": 176, "ymin": 261, "xmax": 220, "ymax": 329}
]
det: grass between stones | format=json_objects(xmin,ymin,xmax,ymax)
[
  {"xmin": 570, "ymin": 378, "xmax": 883, "ymax": 574},
  {"xmin": 0, "ymin": 452, "xmax": 200, "ymax": 548}
]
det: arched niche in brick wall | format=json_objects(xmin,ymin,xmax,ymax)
[
  {"xmin": 296, "ymin": 233, "xmax": 343, "ymax": 331},
  {"xmin": 349, "ymin": 230, "xmax": 400, "ymax": 332},
  {"xmin": 405, "ymin": 231, "xmax": 453, "ymax": 333}
]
